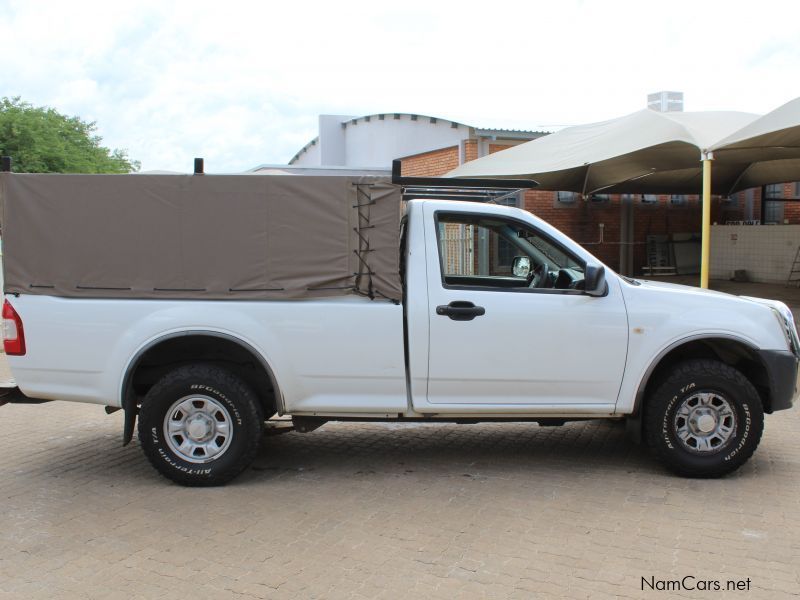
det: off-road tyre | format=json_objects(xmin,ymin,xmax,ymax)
[
  {"xmin": 138, "ymin": 364, "xmax": 263, "ymax": 486},
  {"xmin": 643, "ymin": 359, "xmax": 763, "ymax": 478}
]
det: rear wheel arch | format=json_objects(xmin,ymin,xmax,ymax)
[{"xmin": 121, "ymin": 331, "xmax": 283, "ymax": 444}]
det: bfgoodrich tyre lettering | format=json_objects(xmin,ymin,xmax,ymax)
[
  {"xmin": 138, "ymin": 364, "xmax": 263, "ymax": 486},
  {"xmin": 644, "ymin": 359, "xmax": 764, "ymax": 478},
  {"xmin": 724, "ymin": 404, "xmax": 751, "ymax": 462}
]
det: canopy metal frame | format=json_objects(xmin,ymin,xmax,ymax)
[{"xmin": 391, "ymin": 159, "xmax": 537, "ymax": 204}]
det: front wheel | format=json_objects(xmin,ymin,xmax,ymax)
[
  {"xmin": 643, "ymin": 359, "xmax": 764, "ymax": 478},
  {"xmin": 138, "ymin": 364, "xmax": 263, "ymax": 486}
]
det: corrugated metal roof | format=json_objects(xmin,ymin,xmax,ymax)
[{"xmin": 288, "ymin": 113, "xmax": 549, "ymax": 164}]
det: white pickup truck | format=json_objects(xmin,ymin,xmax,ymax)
[{"xmin": 1, "ymin": 167, "xmax": 797, "ymax": 485}]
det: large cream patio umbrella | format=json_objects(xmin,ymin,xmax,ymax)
[{"xmin": 447, "ymin": 97, "xmax": 800, "ymax": 287}]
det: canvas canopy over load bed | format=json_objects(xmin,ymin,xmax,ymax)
[{"xmin": 0, "ymin": 173, "xmax": 404, "ymax": 303}]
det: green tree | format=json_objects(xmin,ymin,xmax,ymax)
[{"xmin": 0, "ymin": 96, "xmax": 139, "ymax": 173}]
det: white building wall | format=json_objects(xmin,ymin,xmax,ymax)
[
  {"xmin": 710, "ymin": 225, "xmax": 800, "ymax": 283},
  {"xmin": 318, "ymin": 114, "xmax": 350, "ymax": 165},
  {"xmin": 294, "ymin": 140, "xmax": 321, "ymax": 166},
  {"xmin": 292, "ymin": 114, "xmax": 470, "ymax": 168},
  {"xmin": 343, "ymin": 117, "xmax": 469, "ymax": 168}
]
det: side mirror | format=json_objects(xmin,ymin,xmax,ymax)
[
  {"xmin": 512, "ymin": 256, "xmax": 531, "ymax": 278},
  {"xmin": 584, "ymin": 263, "xmax": 607, "ymax": 297}
]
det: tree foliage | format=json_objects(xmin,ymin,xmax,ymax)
[{"xmin": 0, "ymin": 97, "xmax": 139, "ymax": 173}]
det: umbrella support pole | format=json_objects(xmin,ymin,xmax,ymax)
[{"xmin": 700, "ymin": 153, "xmax": 714, "ymax": 289}]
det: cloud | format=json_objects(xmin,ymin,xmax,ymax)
[{"xmin": 1, "ymin": 0, "xmax": 798, "ymax": 171}]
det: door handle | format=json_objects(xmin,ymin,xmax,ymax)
[{"xmin": 435, "ymin": 301, "xmax": 486, "ymax": 321}]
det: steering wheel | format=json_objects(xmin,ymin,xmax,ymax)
[{"xmin": 528, "ymin": 262, "xmax": 550, "ymax": 288}]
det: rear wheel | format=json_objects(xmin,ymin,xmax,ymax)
[
  {"xmin": 138, "ymin": 364, "xmax": 262, "ymax": 486},
  {"xmin": 643, "ymin": 359, "xmax": 764, "ymax": 478}
]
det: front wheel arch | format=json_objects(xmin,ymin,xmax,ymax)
[{"xmin": 633, "ymin": 336, "xmax": 771, "ymax": 418}]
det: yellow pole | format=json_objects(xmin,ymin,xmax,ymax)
[{"xmin": 700, "ymin": 152, "xmax": 714, "ymax": 289}]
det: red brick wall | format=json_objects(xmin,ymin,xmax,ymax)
[
  {"xmin": 716, "ymin": 188, "xmax": 762, "ymax": 223},
  {"xmin": 718, "ymin": 185, "xmax": 800, "ymax": 224},
  {"xmin": 520, "ymin": 193, "xmax": 705, "ymax": 272},
  {"xmin": 785, "ymin": 202, "xmax": 800, "ymax": 223},
  {"xmin": 489, "ymin": 143, "xmax": 517, "ymax": 154},
  {"xmin": 776, "ymin": 183, "xmax": 800, "ymax": 223},
  {"xmin": 400, "ymin": 146, "xmax": 459, "ymax": 176},
  {"xmin": 464, "ymin": 140, "xmax": 478, "ymax": 162}
]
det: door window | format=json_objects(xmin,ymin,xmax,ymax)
[{"xmin": 436, "ymin": 213, "xmax": 585, "ymax": 291}]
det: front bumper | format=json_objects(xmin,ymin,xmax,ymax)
[{"xmin": 758, "ymin": 349, "xmax": 799, "ymax": 413}]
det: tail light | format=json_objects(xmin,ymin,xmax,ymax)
[{"xmin": 2, "ymin": 300, "xmax": 26, "ymax": 356}]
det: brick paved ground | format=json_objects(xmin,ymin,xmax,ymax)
[{"xmin": 0, "ymin": 280, "xmax": 798, "ymax": 599}]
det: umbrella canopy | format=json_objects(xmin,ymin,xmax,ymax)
[
  {"xmin": 708, "ymin": 97, "xmax": 800, "ymax": 193},
  {"xmin": 446, "ymin": 97, "xmax": 800, "ymax": 289},
  {"xmin": 447, "ymin": 98, "xmax": 800, "ymax": 196}
]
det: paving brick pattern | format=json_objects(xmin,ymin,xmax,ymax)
[
  {"xmin": 1, "ymin": 280, "xmax": 798, "ymax": 599},
  {"xmin": 0, "ymin": 390, "xmax": 797, "ymax": 599}
]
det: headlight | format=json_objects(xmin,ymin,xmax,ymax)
[{"xmin": 770, "ymin": 304, "xmax": 800, "ymax": 357}]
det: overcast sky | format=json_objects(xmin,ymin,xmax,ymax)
[{"xmin": 1, "ymin": 0, "xmax": 798, "ymax": 172}]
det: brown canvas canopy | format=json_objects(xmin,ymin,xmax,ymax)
[{"xmin": 0, "ymin": 173, "xmax": 403, "ymax": 302}]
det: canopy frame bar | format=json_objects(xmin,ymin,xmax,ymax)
[{"xmin": 391, "ymin": 159, "xmax": 538, "ymax": 190}]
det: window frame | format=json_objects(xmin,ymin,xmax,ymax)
[
  {"xmin": 763, "ymin": 184, "xmax": 785, "ymax": 224},
  {"xmin": 495, "ymin": 190, "xmax": 522, "ymax": 208},
  {"xmin": 433, "ymin": 210, "xmax": 587, "ymax": 296},
  {"xmin": 669, "ymin": 194, "xmax": 688, "ymax": 207},
  {"xmin": 763, "ymin": 200, "xmax": 785, "ymax": 224},
  {"xmin": 555, "ymin": 190, "xmax": 578, "ymax": 207},
  {"xmin": 589, "ymin": 193, "xmax": 611, "ymax": 204},
  {"xmin": 640, "ymin": 194, "xmax": 659, "ymax": 206},
  {"xmin": 765, "ymin": 183, "xmax": 783, "ymax": 199}
]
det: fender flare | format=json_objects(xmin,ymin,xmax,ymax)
[
  {"xmin": 630, "ymin": 332, "xmax": 763, "ymax": 416},
  {"xmin": 119, "ymin": 330, "xmax": 285, "ymax": 445}
]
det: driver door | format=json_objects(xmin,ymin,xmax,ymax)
[{"xmin": 420, "ymin": 205, "xmax": 628, "ymax": 413}]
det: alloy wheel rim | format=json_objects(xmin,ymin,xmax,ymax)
[{"xmin": 673, "ymin": 392, "xmax": 737, "ymax": 453}]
